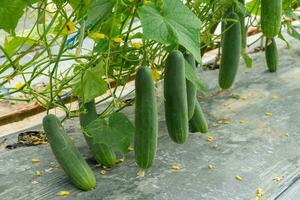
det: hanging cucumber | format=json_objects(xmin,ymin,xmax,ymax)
[
  {"xmin": 238, "ymin": 0, "xmax": 247, "ymax": 50},
  {"xmin": 185, "ymin": 54, "xmax": 197, "ymax": 120},
  {"xmin": 164, "ymin": 50, "xmax": 189, "ymax": 144},
  {"xmin": 79, "ymin": 100, "xmax": 117, "ymax": 167},
  {"xmin": 43, "ymin": 114, "xmax": 96, "ymax": 191},
  {"xmin": 265, "ymin": 38, "xmax": 278, "ymax": 72},
  {"xmin": 189, "ymin": 100, "xmax": 208, "ymax": 133},
  {"xmin": 261, "ymin": 0, "xmax": 282, "ymax": 38},
  {"xmin": 134, "ymin": 66, "xmax": 158, "ymax": 169},
  {"xmin": 219, "ymin": 12, "xmax": 241, "ymax": 89}
]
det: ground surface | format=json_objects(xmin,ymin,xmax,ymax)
[{"xmin": 1, "ymin": 33, "xmax": 300, "ymax": 200}]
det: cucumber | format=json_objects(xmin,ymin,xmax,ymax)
[
  {"xmin": 265, "ymin": 38, "xmax": 278, "ymax": 72},
  {"xmin": 189, "ymin": 100, "xmax": 208, "ymax": 133},
  {"xmin": 79, "ymin": 100, "xmax": 117, "ymax": 167},
  {"xmin": 43, "ymin": 114, "xmax": 96, "ymax": 191},
  {"xmin": 219, "ymin": 12, "xmax": 241, "ymax": 89},
  {"xmin": 238, "ymin": 0, "xmax": 247, "ymax": 51},
  {"xmin": 261, "ymin": 0, "xmax": 282, "ymax": 38},
  {"xmin": 185, "ymin": 54, "xmax": 197, "ymax": 120},
  {"xmin": 164, "ymin": 50, "xmax": 189, "ymax": 144},
  {"xmin": 134, "ymin": 66, "xmax": 158, "ymax": 169}
]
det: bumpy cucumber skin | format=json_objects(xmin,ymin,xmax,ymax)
[
  {"xmin": 134, "ymin": 66, "xmax": 158, "ymax": 169},
  {"xmin": 164, "ymin": 50, "xmax": 189, "ymax": 144},
  {"xmin": 265, "ymin": 38, "xmax": 278, "ymax": 72},
  {"xmin": 43, "ymin": 114, "xmax": 96, "ymax": 191},
  {"xmin": 79, "ymin": 100, "xmax": 117, "ymax": 167},
  {"xmin": 261, "ymin": 0, "xmax": 282, "ymax": 38},
  {"xmin": 189, "ymin": 101, "xmax": 208, "ymax": 133},
  {"xmin": 185, "ymin": 54, "xmax": 197, "ymax": 120},
  {"xmin": 219, "ymin": 12, "xmax": 241, "ymax": 89}
]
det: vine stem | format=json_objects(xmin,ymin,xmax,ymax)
[{"xmin": 76, "ymin": 20, "xmax": 86, "ymax": 57}]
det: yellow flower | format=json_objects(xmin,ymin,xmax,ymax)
[
  {"xmin": 255, "ymin": 188, "xmax": 265, "ymax": 197},
  {"xmin": 171, "ymin": 164, "xmax": 181, "ymax": 171},
  {"xmin": 31, "ymin": 158, "xmax": 40, "ymax": 163},
  {"xmin": 265, "ymin": 112, "xmax": 273, "ymax": 116},
  {"xmin": 240, "ymin": 96, "xmax": 248, "ymax": 100},
  {"xmin": 206, "ymin": 135, "xmax": 214, "ymax": 142},
  {"xmin": 35, "ymin": 170, "xmax": 42, "ymax": 176},
  {"xmin": 113, "ymin": 100, "xmax": 126, "ymax": 108},
  {"xmin": 144, "ymin": 0, "xmax": 151, "ymax": 4},
  {"xmin": 131, "ymin": 42, "xmax": 142, "ymax": 49},
  {"xmin": 63, "ymin": 21, "xmax": 76, "ymax": 35},
  {"xmin": 235, "ymin": 175, "xmax": 242, "ymax": 181},
  {"xmin": 113, "ymin": 37, "xmax": 124, "ymax": 43},
  {"xmin": 208, "ymin": 164, "xmax": 215, "ymax": 169},
  {"xmin": 15, "ymin": 82, "xmax": 23, "ymax": 89},
  {"xmin": 91, "ymin": 32, "xmax": 106, "ymax": 39},
  {"xmin": 223, "ymin": 119, "xmax": 230, "ymax": 124},
  {"xmin": 272, "ymin": 95, "xmax": 280, "ymax": 100},
  {"xmin": 151, "ymin": 69, "xmax": 160, "ymax": 81},
  {"xmin": 128, "ymin": 147, "xmax": 134, "ymax": 152},
  {"xmin": 57, "ymin": 191, "xmax": 70, "ymax": 196}
]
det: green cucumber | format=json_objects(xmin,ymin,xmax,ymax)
[
  {"xmin": 43, "ymin": 114, "xmax": 96, "ymax": 191},
  {"xmin": 164, "ymin": 50, "xmax": 189, "ymax": 144},
  {"xmin": 134, "ymin": 66, "xmax": 158, "ymax": 169},
  {"xmin": 261, "ymin": 0, "xmax": 282, "ymax": 38},
  {"xmin": 265, "ymin": 38, "xmax": 278, "ymax": 72},
  {"xmin": 238, "ymin": 0, "xmax": 247, "ymax": 51},
  {"xmin": 185, "ymin": 54, "xmax": 197, "ymax": 120},
  {"xmin": 189, "ymin": 100, "xmax": 208, "ymax": 133},
  {"xmin": 219, "ymin": 12, "xmax": 241, "ymax": 89},
  {"xmin": 79, "ymin": 100, "xmax": 117, "ymax": 167}
]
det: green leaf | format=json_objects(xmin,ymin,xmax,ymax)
[
  {"xmin": 241, "ymin": 52, "xmax": 253, "ymax": 68},
  {"xmin": 246, "ymin": 0, "xmax": 260, "ymax": 16},
  {"xmin": 0, "ymin": 0, "xmax": 26, "ymax": 32},
  {"xmin": 287, "ymin": 22, "xmax": 300, "ymax": 41},
  {"xmin": 138, "ymin": 0, "xmax": 202, "ymax": 63},
  {"xmin": 4, "ymin": 36, "xmax": 36, "ymax": 57},
  {"xmin": 185, "ymin": 60, "xmax": 206, "ymax": 94},
  {"xmin": 278, "ymin": 31, "xmax": 290, "ymax": 49},
  {"xmin": 86, "ymin": 0, "xmax": 115, "ymax": 27},
  {"xmin": 284, "ymin": 10, "xmax": 299, "ymax": 20},
  {"xmin": 86, "ymin": 112, "xmax": 134, "ymax": 154},
  {"xmin": 73, "ymin": 62, "xmax": 107, "ymax": 104}
]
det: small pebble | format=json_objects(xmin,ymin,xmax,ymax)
[
  {"xmin": 100, "ymin": 170, "xmax": 107, "ymax": 175},
  {"xmin": 35, "ymin": 170, "xmax": 42, "ymax": 176},
  {"xmin": 137, "ymin": 169, "xmax": 145, "ymax": 177}
]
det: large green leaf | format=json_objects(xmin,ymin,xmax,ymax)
[
  {"xmin": 86, "ymin": 0, "xmax": 115, "ymax": 27},
  {"xmin": 4, "ymin": 36, "xmax": 36, "ymax": 57},
  {"xmin": 0, "ymin": 0, "xmax": 40, "ymax": 33},
  {"xmin": 0, "ymin": 0, "xmax": 26, "ymax": 32},
  {"xmin": 85, "ymin": 112, "xmax": 134, "ymax": 154},
  {"xmin": 73, "ymin": 62, "xmax": 107, "ymax": 104},
  {"xmin": 138, "ymin": 0, "xmax": 202, "ymax": 63}
]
